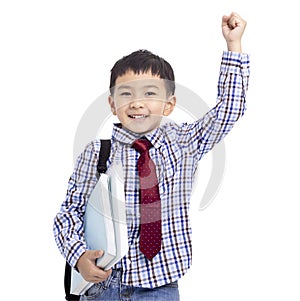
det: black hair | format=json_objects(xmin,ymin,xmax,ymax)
[{"xmin": 109, "ymin": 49, "xmax": 175, "ymax": 96}]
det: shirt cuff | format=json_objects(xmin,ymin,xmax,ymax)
[
  {"xmin": 221, "ymin": 51, "xmax": 250, "ymax": 77},
  {"xmin": 66, "ymin": 240, "xmax": 86, "ymax": 268}
]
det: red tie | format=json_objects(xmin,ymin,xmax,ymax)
[{"xmin": 132, "ymin": 139, "xmax": 161, "ymax": 260}]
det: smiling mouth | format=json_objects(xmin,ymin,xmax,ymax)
[{"xmin": 128, "ymin": 114, "xmax": 148, "ymax": 119}]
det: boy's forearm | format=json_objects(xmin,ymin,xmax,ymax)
[
  {"xmin": 188, "ymin": 51, "xmax": 250, "ymax": 159},
  {"xmin": 217, "ymin": 51, "xmax": 250, "ymax": 122},
  {"xmin": 202, "ymin": 52, "xmax": 249, "ymax": 147},
  {"xmin": 53, "ymin": 212, "xmax": 87, "ymax": 267}
]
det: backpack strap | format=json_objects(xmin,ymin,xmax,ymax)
[
  {"xmin": 64, "ymin": 139, "xmax": 111, "ymax": 300},
  {"xmin": 64, "ymin": 263, "xmax": 79, "ymax": 301},
  {"xmin": 97, "ymin": 139, "xmax": 112, "ymax": 174}
]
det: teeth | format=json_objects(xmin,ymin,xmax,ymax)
[{"xmin": 130, "ymin": 115, "xmax": 146, "ymax": 119}]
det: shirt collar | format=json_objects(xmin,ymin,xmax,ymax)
[{"xmin": 112, "ymin": 123, "xmax": 165, "ymax": 149}]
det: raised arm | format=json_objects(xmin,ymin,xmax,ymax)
[{"xmin": 178, "ymin": 12, "xmax": 250, "ymax": 159}]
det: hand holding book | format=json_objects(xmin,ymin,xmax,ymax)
[{"xmin": 76, "ymin": 250, "xmax": 112, "ymax": 283}]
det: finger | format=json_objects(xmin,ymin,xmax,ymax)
[
  {"xmin": 230, "ymin": 12, "xmax": 246, "ymax": 28},
  {"xmin": 97, "ymin": 268, "xmax": 112, "ymax": 278},
  {"xmin": 106, "ymin": 268, "xmax": 112, "ymax": 276},
  {"xmin": 228, "ymin": 15, "xmax": 241, "ymax": 30},
  {"xmin": 230, "ymin": 12, "xmax": 241, "ymax": 19},
  {"xmin": 91, "ymin": 268, "xmax": 112, "ymax": 283},
  {"xmin": 95, "ymin": 250, "xmax": 104, "ymax": 258}
]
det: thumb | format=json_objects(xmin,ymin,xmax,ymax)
[
  {"xmin": 222, "ymin": 15, "xmax": 229, "ymax": 26},
  {"xmin": 88, "ymin": 250, "xmax": 104, "ymax": 260}
]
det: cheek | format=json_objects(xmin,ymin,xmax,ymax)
[
  {"xmin": 151, "ymin": 103, "xmax": 167, "ymax": 115},
  {"xmin": 115, "ymin": 101, "xmax": 129, "ymax": 114},
  {"xmin": 116, "ymin": 109, "xmax": 127, "ymax": 120}
]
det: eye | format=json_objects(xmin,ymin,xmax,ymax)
[
  {"xmin": 120, "ymin": 92, "xmax": 131, "ymax": 97},
  {"xmin": 145, "ymin": 91, "xmax": 157, "ymax": 97}
]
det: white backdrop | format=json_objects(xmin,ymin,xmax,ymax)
[{"xmin": 1, "ymin": 0, "xmax": 299, "ymax": 300}]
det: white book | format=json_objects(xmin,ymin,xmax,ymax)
[
  {"xmin": 106, "ymin": 164, "xmax": 128, "ymax": 268},
  {"xmin": 85, "ymin": 174, "xmax": 116, "ymax": 267},
  {"xmin": 70, "ymin": 164, "xmax": 128, "ymax": 296}
]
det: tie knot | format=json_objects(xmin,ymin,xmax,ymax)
[{"xmin": 132, "ymin": 139, "xmax": 153, "ymax": 154}]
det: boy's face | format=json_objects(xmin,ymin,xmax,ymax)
[{"xmin": 108, "ymin": 71, "xmax": 176, "ymax": 134}]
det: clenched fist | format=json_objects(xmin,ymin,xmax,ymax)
[{"xmin": 222, "ymin": 12, "xmax": 247, "ymax": 53}]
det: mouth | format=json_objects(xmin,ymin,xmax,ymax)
[{"xmin": 128, "ymin": 114, "xmax": 148, "ymax": 119}]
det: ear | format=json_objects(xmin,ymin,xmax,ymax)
[
  {"xmin": 163, "ymin": 95, "xmax": 176, "ymax": 116},
  {"xmin": 108, "ymin": 95, "xmax": 117, "ymax": 115}
]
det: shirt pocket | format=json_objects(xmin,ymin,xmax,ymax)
[{"xmin": 157, "ymin": 143, "xmax": 183, "ymax": 195}]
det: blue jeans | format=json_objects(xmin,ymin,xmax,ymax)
[{"xmin": 80, "ymin": 269, "xmax": 180, "ymax": 301}]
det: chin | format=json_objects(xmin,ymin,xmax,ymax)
[{"xmin": 127, "ymin": 125, "xmax": 157, "ymax": 135}]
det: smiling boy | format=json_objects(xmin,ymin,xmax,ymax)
[{"xmin": 54, "ymin": 12, "xmax": 250, "ymax": 301}]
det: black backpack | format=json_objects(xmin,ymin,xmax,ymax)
[{"xmin": 64, "ymin": 139, "xmax": 111, "ymax": 301}]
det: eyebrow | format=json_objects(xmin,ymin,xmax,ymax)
[
  {"xmin": 143, "ymin": 85, "xmax": 160, "ymax": 90},
  {"xmin": 116, "ymin": 85, "xmax": 132, "ymax": 90},
  {"xmin": 116, "ymin": 84, "xmax": 160, "ymax": 90}
]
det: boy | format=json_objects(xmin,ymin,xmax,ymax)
[{"xmin": 54, "ymin": 12, "xmax": 250, "ymax": 300}]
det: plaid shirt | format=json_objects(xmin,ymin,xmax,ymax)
[{"xmin": 53, "ymin": 51, "xmax": 250, "ymax": 288}]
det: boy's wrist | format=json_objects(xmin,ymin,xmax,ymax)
[{"xmin": 227, "ymin": 41, "xmax": 242, "ymax": 53}]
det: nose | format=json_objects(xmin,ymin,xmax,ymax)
[{"xmin": 130, "ymin": 99, "xmax": 144, "ymax": 109}]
